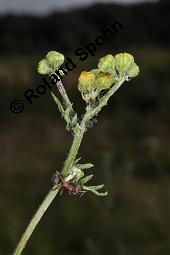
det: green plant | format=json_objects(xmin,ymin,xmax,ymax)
[{"xmin": 13, "ymin": 51, "xmax": 139, "ymax": 255}]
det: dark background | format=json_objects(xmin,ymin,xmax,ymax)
[{"xmin": 1, "ymin": 0, "xmax": 170, "ymax": 254}]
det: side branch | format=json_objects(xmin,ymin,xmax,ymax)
[{"xmin": 84, "ymin": 79, "xmax": 124, "ymax": 123}]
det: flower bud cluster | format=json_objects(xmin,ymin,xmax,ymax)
[
  {"xmin": 78, "ymin": 69, "xmax": 115, "ymax": 103},
  {"xmin": 98, "ymin": 53, "xmax": 139, "ymax": 79},
  {"xmin": 114, "ymin": 53, "xmax": 139, "ymax": 79},
  {"xmin": 78, "ymin": 53, "xmax": 139, "ymax": 102},
  {"xmin": 37, "ymin": 51, "xmax": 64, "ymax": 75}
]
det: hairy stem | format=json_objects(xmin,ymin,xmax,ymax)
[
  {"xmin": 12, "ymin": 119, "xmax": 87, "ymax": 255},
  {"xmin": 13, "ymin": 186, "xmax": 60, "ymax": 255},
  {"xmin": 12, "ymin": 79, "xmax": 124, "ymax": 255},
  {"xmin": 61, "ymin": 124, "xmax": 86, "ymax": 177},
  {"xmin": 56, "ymin": 80, "xmax": 71, "ymax": 107},
  {"xmin": 84, "ymin": 79, "xmax": 124, "ymax": 123}
]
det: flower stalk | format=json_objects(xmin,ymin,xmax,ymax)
[{"xmin": 12, "ymin": 51, "xmax": 139, "ymax": 255}]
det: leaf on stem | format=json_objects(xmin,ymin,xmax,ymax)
[
  {"xmin": 83, "ymin": 185, "xmax": 108, "ymax": 196},
  {"xmin": 51, "ymin": 93, "xmax": 78, "ymax": 132},
  {"xmin": 89, "ymin": 190, "xmax": 108, "ymax": 196},
  {"xmin": 83, "ymin": 184, "xmax": 108, "ymax": 196},
  {"xmin": 74, "ymin": 158, "xmax": 81, "ymax": 164},
  {"xmin": 86, "ymin": 184, "xmax": 104, "ymax": 190},
  {"xmin": 75, "ymin": 163, "xmax": 94, "ymax": 169},
  {"xmin": 51, "ymin": 92, "xmax": 65, "ymax": 116},
  {"xmin": 80, "ymin": 174, "xmax": 94, "ymax": 184}
]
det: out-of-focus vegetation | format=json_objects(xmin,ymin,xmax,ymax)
[
  {"xmin": 1, "ymin": 1, "xmax": 170, "ymax": 255},
  {"xmin": 0, "ymin": 1, "xmax": 169, "ymax": 54}
]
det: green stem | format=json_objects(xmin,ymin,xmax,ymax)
[
  {"xmin": 56, "ymin": 80, "xmax": 71, "ymax": 107},
  {"xmin": 61, "ymin": 79, "xmax": 124, "ymax": 177},
  {"xmin": 84, "ymin": 79, "xmax": 124, "ymax": 123},
  {"xmin": 61, "ymin": 124, "xmax": 86, "ymax": 177},
  {"xmin": 12, "ymin": 79, "xmax": 124, "ymax": 255},
  {"xmin": 12, "ymin": 120, "xmax": 87, "ymax": 255},
  {"xmin": 13, "ymin": 186, "xmax": 60, "ymax": 255}
]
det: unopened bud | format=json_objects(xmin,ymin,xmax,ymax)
[
  {"xmin": 78, "ymin": 71, "xmax": 96, "ymax": 93},
  {"xmin": 46, "ymin": 51, "xmax": 64, "ymax": 70},
  {"xmin": 115, "ymin": 53, "xmax": 134, "ymax": 76},
  {"xmin": 98, "ymin": 54, "xmax": 115, "ymax": 74},
  {"xmin": 37, "ymin": 59, "xmax": 51, "ymax": 75},
  {"xmin": 37, "ymin": 51, "xmax": 65, "ymax": 75},
  {"xmin": 91, "ymin": 69, "xmax": 100, "ymax": 76},
  {"xmin": 96, "ymin": 72, "xmax": 115, "ymax": 90},
  {"xmin": 128, "ymin": 63, "xmax": 139, "ymax": 78}
]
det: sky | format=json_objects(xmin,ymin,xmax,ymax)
[{"xmin": 0, "ymin": 0, "xmax": 159, "ymax": 15}]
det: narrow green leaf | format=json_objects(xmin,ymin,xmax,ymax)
[
  {"xmin": 51, "ymin": 92, "xmax": 65, "ymax": 116},
  {"xmin": 64, "ymin": 109, "xmax": 71, "ymax": 122},
  {"xmin": 80, "ymin": 175, "xmax": 93, "ymax": 184},
  {"xmin": 90, "ymin": 189, "xmax": 108, "ymax": 196},
  {"xmin": 74, "ymin": 158, "xmax": 81, "ymax": 164},
  {"xmin": 71, "ymin": 113, "xmax": 78, "ymax": 126},
  {"xmin": 83, "ymin": 185, "xmax": 108, "ymax": 196},
  {"xmin": 65, "ymin": 103, "xmax": 73, "ymax": 115},
  {"xmin": 64, "ymin": 104, "xmax": 74, "ymax": 130},
  {"xmin": 75, "ymin": 163, "xmax": 94, "ymax": 169},
  {"xmin": 87, "ymin": 184, "xmax": 104, "ymax": 190}
]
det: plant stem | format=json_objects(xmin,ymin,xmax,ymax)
[
  {"xmin": 12, "ymin": 119, "xmax": 87, "ymax": 255},
  {"xmin": 61, "ymin": 79, "xmax": 125, "ymax": 178},
  {"xmin": 84, "ymin": 79, "xmax": 124, "ymax": 123},
  {"xmin": 56, "ymin": 80, "xmax": 71, "ymax": 107},
  {"xmin": 61, "ymin": 124, "xmax": 86, "ymax": 177},
  {"xmin": 12, "ymin": 79, "xmax": 124, "ymax": 255},
  {"xmin": 13, "ymin": 186, "xmax": 60, "ymax": 255}
]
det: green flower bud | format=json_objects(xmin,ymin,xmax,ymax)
[
  {"xmin": 98, "ymin": 54, "xmax": 115, "ymax": 74},
  {"xmin": 96, "ymin": 72, "xmax": 115, "ymax": 90},
  {"xmin": 128, "ymin": 63, "xmax": 140, "ymax": 78},
  {"xmin": 37, "ymin": 59, "xmax": 51, "ymax": 75},
  {"xmin": 115, "ymin": 53, "xmax": 134, "ymax": 76},
  {"xmin": 78, "ymin": 71, "xmax": 96, "ymax": 93},
  {"xmin": 90, "ymin": 69, "xmax": 100, "ymax": 76},
  {"xmin": 37, "ymin": 51, "xmax": 65, "ymax": 75},
  {"xmin": 46, "ymin": 51, "xmax": 64, "ymax": 70}
]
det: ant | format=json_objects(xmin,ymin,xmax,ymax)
[{"xmin": 52, "ymin": 171, "xmax": 86, "ymax": 196}]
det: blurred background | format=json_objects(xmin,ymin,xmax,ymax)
[{"xmin": 1, "ymin": 0, "xmax": 170, "ymax": 254}]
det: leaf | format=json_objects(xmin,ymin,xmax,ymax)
[
  {"xmin": 71, "ymin": 113, "xmax": 78, "ymax": 126},
  {"xmin": 65, "ymin": 103, "xmax": 73, "ymax": 115},
  {"xmin": 75, "ymin": 163, "xmax": 94, "ymax": 170},
  {"xmin": 64, "ymin": 104, "xmax": 79, "ymax": 131},
  {"xmin": 64, "ymin": 104, "xmax": 72, "ymax": 124},
  {"xmin": 51, "ymin": 92, "xmax": 65, "ymax": 116},
  {"xmin": 83, "ymin": 184, "xmax": 108, "ymax": 196},
  {"xmin": 52, "ymin": 92, "xmax": 78, "ymax": 133},
  {"xmin": 90, "ymin": 184, "xmax": 104, "ymax": 190},
  {"xmin": 80, "ymin": 175, "xmax": 94, "ymax": 184},
  {"xmin": 90, "ymin": 189, "xmax": 108, "ymax": 196},
  {"xmin": 74, "ymin": 158, "xmax": 81, "ymax": 164}
]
